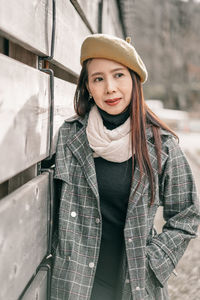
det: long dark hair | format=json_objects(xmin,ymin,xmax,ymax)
[{"xmin": 74, "ymin": 60, "xmax": 177, "ymax": 205}]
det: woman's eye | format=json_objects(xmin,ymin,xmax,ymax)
[
  {"xmin": 115, "ymin": 73, "xmax": 124, "ymax": 78},
  {"xmin": 94, "ymin": 77, "xmax": 103, "ymax": 82}
]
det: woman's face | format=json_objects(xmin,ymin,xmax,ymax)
[{"xmin": 87, "ymin": 58, "xmax": 133, "ymax": 115}]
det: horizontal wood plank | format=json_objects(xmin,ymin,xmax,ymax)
[
  {"xmin": 0, "ymin": 0, "xmax": 52, "ymax": 56},
  {"xmin": 0, "ymin": 54, "xmax": 49, "ymax": 183},
  {"xmin": 21, "ymin": 270, "xmax": 48, "ymax": 300},
  {"xmin": 0, "ymin": 0, "xmax": 91, "ymax": 75},
  {"xmin": 0, "ymin": 0, "xmax": 124, "ymax": 74},
  {"xmin": 8, "ymin": 165, "xmax": 38, "ymax": 194},
  {"xmin": 0, "ymin": 173, "xmax": 49, "ymax": 300},
  {"xmin": 0, "ymin": 54, "xmax": 77, "ymax": 183},
  {"xmin": 9, "ymin": 41, "xmax": 38, "ymax": 68}
]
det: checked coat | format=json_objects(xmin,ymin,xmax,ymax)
[{"xmin": 50, "ymin": 113, "xmax": 200, "ymax": 300}]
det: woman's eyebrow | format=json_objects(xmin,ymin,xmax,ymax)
[
  {"xmin": 90, "ymin": 67, "xmax": 126, "ymax": 77},
  {"xmin": 90, "ymin": 71, "xmax": 104, "ymax": 77}
]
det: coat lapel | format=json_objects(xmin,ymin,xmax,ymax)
[
  {"xmin": 127, "ymin": 127, "xmax": 171, "ymax": 215},
  {"xmin": 66, "ymin": 121, "xmax": 100, "ymax": 203},
  {"xmin": 126, "ymin": 162, "xmax": 147, "ymax": 216}
]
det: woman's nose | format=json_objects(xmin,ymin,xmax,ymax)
[{"xmin": 105, "ymin": 78, "xmax": 116, "ymax": 94}]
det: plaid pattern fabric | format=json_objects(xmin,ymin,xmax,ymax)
[{"xmin": 51, "ymin": 114, "xmax": 200, "ymax": 300}]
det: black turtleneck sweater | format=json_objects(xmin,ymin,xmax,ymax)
[{"xmin": 90, "ymin": 107, "xmax": 132, "ymax": 300}]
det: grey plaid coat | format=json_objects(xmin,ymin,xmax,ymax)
[{"xmin": 51, "ymin": 113, "xmax": 200, "ymax": 300}]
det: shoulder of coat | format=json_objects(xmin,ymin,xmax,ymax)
[
  {"xmin": 146, "ymin": 126, "xmax": 178, "ymax": 157},
  {"xmin": 64, "ymin": 113, "xmax": 88, "ymax": 126},
  {"xmin": 146, "ymin": 126, "xmax": 174, "ymax": 140},
  {"xmin": 57, "ymin": 113, "xmax": 89, "ymax": 142},
  {"xmin": 64, "ymin": 114, "xmax": 80, "ymax": 123}
]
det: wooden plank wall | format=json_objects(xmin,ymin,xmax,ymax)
[{"xmin": 0, "ymin": 0, "xmax": 125, "ymax": 299}]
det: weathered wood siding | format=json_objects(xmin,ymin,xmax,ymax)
[
  {"xmin": 0, "ymin": 54, "xmax": 77, "ymax": 183},
  {"xmin": 0, "ymin": 54, "xmax": 50, "ymax": 183},
  {"xmin": 0, "ymin": 173, "xmax": 49, "ymax": 300},
  {"xmin": 0, "ymin": 0, "xmax": 125, "ymax": 298}
]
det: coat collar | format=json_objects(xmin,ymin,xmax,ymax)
[
  {"xmin": 64, "ymin": 114, "xmax": 99, "ymax": 203},
  {"xmin": 64, "ymin": 113, "xmax": 88, "ymax": 127}
]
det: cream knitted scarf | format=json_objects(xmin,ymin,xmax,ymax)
[{"xmin": 86, "ymin": 105, "xmax": 132, "ymax": 162}]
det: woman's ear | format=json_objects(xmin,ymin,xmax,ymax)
[
  {"xmin": 86, "ymin": 82, "xmax": 90, "ymax": 93},
  {"xmin": 86, "ymin": 83, "xmax": 93, "ymax": 100},
  {"xmin": 86, "ymin": 83, "xmax": 93, "ymax": 99}
]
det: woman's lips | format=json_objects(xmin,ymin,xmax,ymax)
[{"xmin": 105, "ymin": 98, "xmax": 121, "ymax": 106}]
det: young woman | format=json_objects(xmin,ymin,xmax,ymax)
[{"xmin": 51, "ymin": 34, "xmax": 199, "ymax": 300}]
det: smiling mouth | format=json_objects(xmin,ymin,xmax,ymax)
[{"xmin": 105, "ymin": 98, "xmax": 121, "ymax": 106}]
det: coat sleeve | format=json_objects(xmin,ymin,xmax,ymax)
[
  {"xmin": 146, "ymin": 136, "xmax": 200, "ymax": 287},
  {"xmin": 51, "ymin": 124, "xmax": 69, "ymax": 255}
]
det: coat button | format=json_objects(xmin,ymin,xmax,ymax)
[
  {"xmin": 125, "ymin": 279, "xmax": 130, "ymax": 284},
  {"xmin": 95, "ymin": 218, "xmax": 100, "ymax": 224},
  {"xmin": 71, "ymin": 211, "xmax": 77, "ymax": 218},
  {"xmin": 128, "ymin": 238, "xmax": 132, "ymax": 243},
  {"xmin": 89, "ymin": 262, "xmax": 95, "ymax": 268},
  {"xmin": 66, "ymin": 256, "xmax": 71, "ymax": 261},
  {"xmin": 136, "ymin": 286, "xmax": 140, "ymax": 291}
]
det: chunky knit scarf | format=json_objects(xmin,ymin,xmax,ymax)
[{"xmin": 86, "ymin": 105, "xmax": 132, "ymax": 162}]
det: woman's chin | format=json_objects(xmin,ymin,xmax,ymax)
[{"xmin": 101, "ymin": 104, "xmax": 129, "ymax": 115}]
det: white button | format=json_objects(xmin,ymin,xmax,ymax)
[
  {"xmin": 71, "ymin": 211, "xmax": 77, "ymax": 217},
  {"xmin": 128, "ymin": 238, "xmax": 132, "ymax": 243},
  {"xmin": 125, "ymin": 279, "xmax": 130, "ymax": 284},
  {"xmin": 66, "ymin": 256, "xmax": 71, "ymax": 261},
  {"xmin": 89, "ymin": 262, "xmax": 95, "ymax": 268},
  {"xmin": 95, "ymin": 218, "xmax": 100, "ymax": 224},
  {"xmin": 136, "ymin": 286, "xmax": 140, "ymax": 291}
]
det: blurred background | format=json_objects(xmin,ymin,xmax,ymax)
[
  {"xmin": 120, "ymin": 0, "xmax": 200, "ymax": 113},
  {"xmin": 118, "ymin": 0, "xmax": 200, "ymax": 169},
  {"xmin": 119, "ymin": 1, "xmax": 200, "ymax": 298}
]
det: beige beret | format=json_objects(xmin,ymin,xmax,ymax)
[{"xmin": 80, "ymin": 34, "xmax": 148, "ymax": 83}]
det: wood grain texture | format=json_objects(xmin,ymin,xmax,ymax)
[
  {"xmin": 0, "ymin": 0, "xmax": 52, "ymax": 56},
  {"xmin": 9, "ymin": 41, "xmax": 38, "ymax": 68},
  {"xmin": 21, "ymin": 270, "xmax": 48, "ymax": 300},
  {"xmin": 0, "ymin": 173, "xmax": 49, "ymax": 300},
  {"xmin": 0, "ymin": 54, "xmax": 77, "ymax": 183},
  {"xmin": 0, "ymin": 0, "xmax": 91, "ymax": 75},
  {"xmin": 0, "ymin": 54, "xmax": 50, "ymax": 183}
]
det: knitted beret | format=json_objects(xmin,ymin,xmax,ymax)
[{"xmin": 80, "ymin": 33, "xmax": 148, "ymax": 83}]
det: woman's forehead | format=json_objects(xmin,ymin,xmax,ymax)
[{"xmin": 87, "ymin": 58, "xmax": 128, "ymax": 74}]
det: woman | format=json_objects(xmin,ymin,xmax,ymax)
[{"xmin": 51, "ymin": 34, "xmax": 199, "ymax": 300}]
